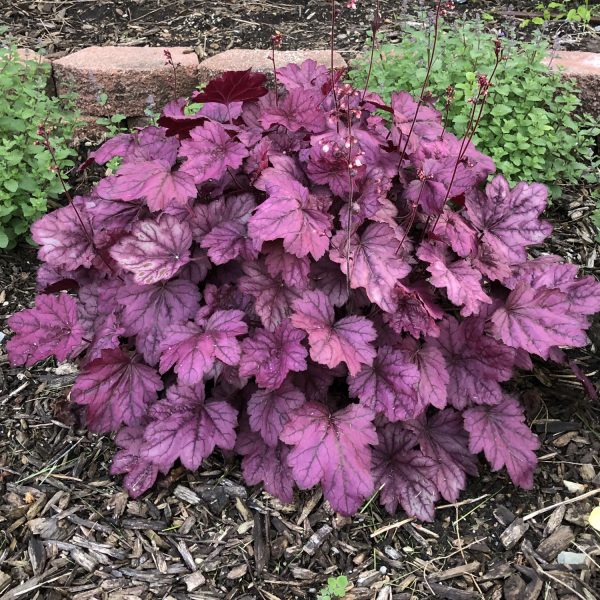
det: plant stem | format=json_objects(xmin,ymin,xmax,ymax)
[
  {"xmin": 330, "ymin": 0, "xmax": 340, "ymax": 132},
  {"xmin": 397, "ymin": 0, "xmax": 443, "ymax": 167},
  {"xmin": 361, "ymin": 0, "xmax": 381, "ymax": 101}
]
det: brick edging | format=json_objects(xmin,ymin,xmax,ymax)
[{"xmin": 16, "ymin": 45, "xmax": 600, "ymax": 140}]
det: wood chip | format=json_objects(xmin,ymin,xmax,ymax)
[
  {"xmin": 500, "ymin": 518, "xmax": 529, "ymax": 550},
  {"xmin": 357, "ymin": 569, "xmax": 381, "ymax": 587},
  {"xmin": 428, "ymin": 561, "xmax": 480, "ymax": 583},
  {"xmin": 302, "ymin": 524, "xmax": 332, "ymax": 556},
  {"xmin": 183, "ymin": 571, "xmax": 206, "ymax": 592},
  {"xmin": 428, "ymin": 583, "xmax": 479, "ymax": 600},
  {"xmin": 226, "ymin": 563, "xmax": 248, "ymax": 580},
  {"xmin": 536, "ymin": 525, "xmax": 575, "ymax": 561},
  {"xmin": 543, "ymin": 504, "xmax": 566, "ymax": 537},
  {"xmin": 27, "ymin": 537, "xmax": 46, "ymax": 575},
  {"xmin": 493, "ymin": 505, "xmax": 516, "ymax": 527},
  {"xmin": 503, "ymin": 573, "xmax": 526, "ymax": 600},
  {"xmin": 173, "ymin": 485, "xmax": 202, "ymax": 505},
  {"xmin": 70, "ymin": 548, "xmax": 98, "ymax": 572},
  {"xmin": 175, "ymin": 540, "xmax": 196, "ymax": 572}
]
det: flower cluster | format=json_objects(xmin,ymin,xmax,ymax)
[{"xmin": 7, "ymin": 61, "xmax": 600, "ymax": 520}]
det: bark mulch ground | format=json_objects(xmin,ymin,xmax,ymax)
[
  {"xmin": 2, "ymin": 0, "xmax": 599, "ymax": 60},
  {"xmin": 1, "ymin": 1, "xmax": 600, "ymax": 599}
]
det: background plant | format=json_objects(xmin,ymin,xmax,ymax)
[
  {"xmin": 0, "ymin": 40, "xmax": 78, "ymax": 249},
  {"xmin": 520, "ymin": 1, "xmax": 598, "ymax": 27},
  {"xmin": 350, "ymin": 19, "xmax": 599, "ymax": 198}
]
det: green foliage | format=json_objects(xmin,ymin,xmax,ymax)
[
  {"xmin": 0, "ymin": 43, "xmax": 78, "ymax": 249},
  {"xmin": 317, "ymin": 575, "xmax": 348, "ymax": 600},
  {"xmin": 350, "ymin": 20, "xmax": 599, "ymax": 199},
  {"xmin": 520, "ymin": 1, "xmax": 598, "ymax": 27}
]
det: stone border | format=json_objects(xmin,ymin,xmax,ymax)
[{"xmin": 17, "ymin": 45, "xmax": 600, "ymax": 139}]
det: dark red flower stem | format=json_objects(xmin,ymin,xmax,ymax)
[
  {"xmin": 40, "ymin": 122, "xmax": 116, "ymax": 275},
  {"xmin": 430, "ymin": 52, "xmax": 503, "ymax": 234},
  {"xmin": 330, "ymin": 0, "xmax": 340, "ymax": 132},
  {"xmin": 397, "ymin": 0, "xmax": 443, "ymax": 167},
  {"xmin": 361, "ymin": 0, "xmax": 381, "ymax": 101}
]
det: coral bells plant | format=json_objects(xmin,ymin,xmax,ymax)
[{"xmin": 7, "ymin": 57, "xmax": 600, "ymax": 521}]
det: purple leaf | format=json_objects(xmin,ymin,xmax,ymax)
[
  {"xmin": 465, "ymin": 175, "xmax": 552, "ymax": 263},
  {"xmin": 31, "ymin": 201, "xmax": 95, "ymax": 271},
  {"xmin": 199, "ymin": 193, "xmax": 258, "ymax": 264},
  {"xmin": 111, "ymin": 426, "xmax": 160, "ymax": 498},
  {"xmin": 292, "ymin": 360, "xmax": 341, "ymax": 403},
  {"xmin": 116, "ymin": 278, "xmax": 201, "ymax": 365},
  {"xmin": 276, "ymin": 59, "xmax": 330, "ymax": 90},
  {"xmin": 414, "ymin": 341, "xmax": 449, "ymax": 410},
  {"xmin": 192, "ymin": 69, "xmax": 268, "ymax": 105},
  {"xmin": 159, "ymin": 309, "xmax": 247, "ymax": 385},
  {"xmin": 71, "ymin": 348, "xmax": 163, "ymax": 433},
  {"xmin": 348, "ymin": 346, "xmax": 423, "ymax": 421},
  {"xmin": 240, "ymin": 321, "xmax": 307, "ymax": 390},
  {"xmin": 330, "ymin": 223, "xmax": 411, "ymax": 312},
  {"xmin": 383, "ymin": 283, "xmax": 442, "ymax": 339},
  {"xmin": 179, "ymin": 121, "xmax": 249, "ymax": 184},
  {"xmin": 109, "ymin": 215, "xmax": 192, "ymax": 285},
  {"xmin": 418, "ymin": 241, "xmax": 491, "ymax": 317},
  {"xmin": 409, "ymin": 409, "xmax": 477, "ymax": 502},
  {"xmin": 90, "ymin": 133, "xmax": 134, "ymax": 164},
  {"xmin": 96, "ymin": 159, "xmax": 196, "ymax": 212},
  {"xmin": 247, "ymin": 380, "xmax": 306, "ymax": 446},
  {"xmin": 372, "ymin": 424, "xmax": 439, "ymax": 521},
  {"xmin": 236, "ymin": 430, "xmax": 295, "ymax": 503},
  {"xmin": 489, "ymin": 282, "xmax": 589, "ymax": 359},
  {"xmin": 310, "ymin": 257, "xmax": 349, "ymax": 307},
  {"xmin": 510, "ymin": 255, "xmax": 600, "ymax": 316},
  {"xmin": 86, "ymin": 194, "xmax": 145, "ymax": 233},
  {"xmin": 291, "ymin": 290, "xmax": 376, "ymax": 376},
  {"xmin": 264, "ymin": 242, "xmax": 311, "ymax": 288},
  {"xmin": 280, "ymin": 402, "xmax": 377, "ymax": 515},
  {"xmin": 157, "ymin": 99, "xmax": 207, "ymax": 139},
  {"xmin": 239, "ymin": 261, "xmax": 301, "ymax": 331},
  {"xmin": 260, "ymin": 89, "xmax": 326, "ymax": 132},
  {"xmin": 202, "ymin": 220, "xmax": 260, "ymax": 264},
  {"xmin": 463, "ymin": 394, "xmax": 539, "ymax": 488},
  {"xmin": 142, "ymin": 383, "xmax": 238, "ymax": 470},
  {"xmin": 248, "ymin": 179, "xmax": 333, "ymax": 260},
  {"xmin": 7, "ymin": 294, "xmax": 85, "ymax": 367},
  {"xmin": 432, "ymin": 317, "xmax": 515, "ymax": 409}
]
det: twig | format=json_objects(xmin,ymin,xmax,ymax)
[
  {"xmin": 523, "ymin": 488, "xmax": 600, "ymax": 521},
  {"xmin": 370, "ymin": 517, "xmax": 414, "ymax": 537}
]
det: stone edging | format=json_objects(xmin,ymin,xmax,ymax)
[{"xmin": 16, "ymin": 46, "xmax": 600, "ymax": 140}]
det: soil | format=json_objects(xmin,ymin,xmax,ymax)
[
  {"xmin": 1, "ymin": 1, "xmax": 600, "ymax": 599},
  {"xmin": 2, "ymin": 0, "xmax": 599, "ymax": 59}
]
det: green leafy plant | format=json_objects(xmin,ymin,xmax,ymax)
[
  {"xmin": 0, "ymin": 42, "xmax": 78, "ymax": 248},
  {"xmin": 350, "ymin": 20, "xmax": 599, "ymax": 198},
  {"xmin": 317, "ymin": 575, "xmax": 348, "ymax": 600},
  {"xmin": 520, "ymin": 1, "xmax": 597, "ymax": 27}
]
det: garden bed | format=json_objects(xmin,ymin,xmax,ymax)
[
  {"xmin": 1, "ymin": 1, "xmax": 600, "ymax": 599},
  {"xmin": 2, "ymin": 0, "xmax": 599, "ymax": 58}
]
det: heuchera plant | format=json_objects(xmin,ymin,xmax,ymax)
[{"xmin": 6, "ymin": 50, "xmax": 600, "ymax": 520}]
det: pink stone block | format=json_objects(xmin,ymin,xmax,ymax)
[
  {"xmin": 543, "ymin": 50, "xmax": 600, "ymax": 117},
  {"xmin": 198, "ymin": 49, "xmax": 346, "ymax": 83},
  {"xmin": 543, "ymin": 50, "xmax": 600, "ymax": 77},
  {"xmin": 53, "ymin": 46, "xmax": 199, "ymax": 117}
]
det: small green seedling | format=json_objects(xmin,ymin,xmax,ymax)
[{"xmin": 317, "ymin": 575, "xmax": 348, "ymax": 600}]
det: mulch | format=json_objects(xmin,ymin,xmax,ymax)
[
  {"xmin": 1, "ymin": 1, "xmax": 600, "ymax": 598},
  {"xmin": 2, "ymin": 0, "xmax": 599, "ymax": 60}
]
